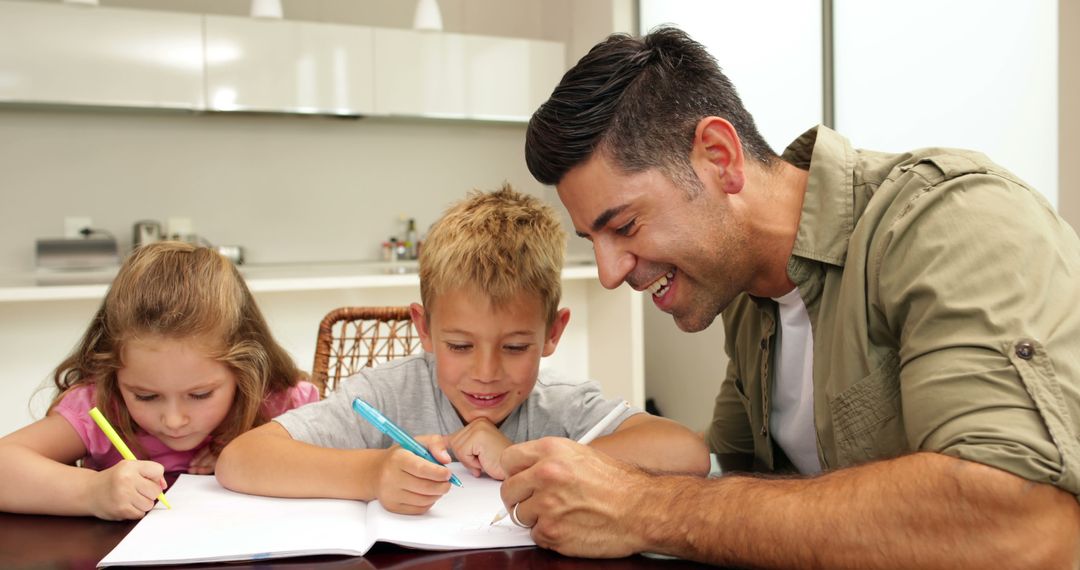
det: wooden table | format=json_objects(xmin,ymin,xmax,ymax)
[{"xmin": 0, "ymin": 509, "xmax": 709, "ymax": 569}]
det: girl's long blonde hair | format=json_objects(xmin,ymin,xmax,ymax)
[{"xmin": 49, "ymin": 241, "xmax": 304, "ymax": 454}]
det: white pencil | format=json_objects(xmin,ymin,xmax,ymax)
[{"xmin": 490, "ymin": 400, "xmax": 631, "ymax": 525}]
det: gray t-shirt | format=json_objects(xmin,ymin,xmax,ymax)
[{"xmin": 275, "ymin": 353, "xmax": 640, "ymax": 453}]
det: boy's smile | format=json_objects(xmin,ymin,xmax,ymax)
[{"xmin": 411, "ymin": 286, "xmax": 569, "ymax": 426}]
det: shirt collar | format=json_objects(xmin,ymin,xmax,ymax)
[{"xmin": 781, "ymin": 125, "xmax": 856, "ymax": 269}]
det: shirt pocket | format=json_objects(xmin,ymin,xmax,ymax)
[
  {"xmin": 830, "ymin": 351, "xmax": 905, "ymax": 466},
  {"xmin": 733, "ymin": 376, "xmax": 752, "ymax": 413}
]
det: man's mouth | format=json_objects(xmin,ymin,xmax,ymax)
[{"xmin": 647, "ymin": 270, "xmax": 675, "ymax": 298}]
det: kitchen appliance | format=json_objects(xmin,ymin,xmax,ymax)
[
  {"xmin": 36, "ymin": 236, "xmax": 120, "ymax": 270},
  {"xmin": 132, "ymin": 220, "xmax": 162, "ymax": 249}
]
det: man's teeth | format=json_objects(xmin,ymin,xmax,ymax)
[{"xmin": 648, "ymin": 271, "xmax": 675, "ymax": 296}]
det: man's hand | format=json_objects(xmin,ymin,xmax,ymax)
[
  {"xmin": 447, "ymin": 418, "xmax": 513, "ymax": 480},
  {"xmin": 88, "ymin": 460, "xmax": 167, "ymax": 520},
  {"xmin": 499, "ymin": 437, "xmax": 652, "ymax": 557},
  {"xmin": 375, "ymin": 446, "xmax": 453, "ymax": 515}
]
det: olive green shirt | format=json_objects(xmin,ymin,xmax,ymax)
[{"xmin": 707, "ymin": 126, "xmax": 1080, "ymax": 499}]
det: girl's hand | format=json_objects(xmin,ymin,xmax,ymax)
[
  {"xmin": 375, "ymin": 446, "xmax": 453, "ymax": 515},
  {"xmin": 188, "ymin": 446, "xmax": 218, "ymax": 475},
  {"xmin": 448, "ymin": 418, "xmax": 512, "ymax": 480},
  {"xmin": 89, "ymin": 460, "xmax": 167, "ymax": 520}
]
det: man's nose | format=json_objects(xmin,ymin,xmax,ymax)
[{"xmin": 593, "ymin": 238, "xmax": 635, "ymax": 290}]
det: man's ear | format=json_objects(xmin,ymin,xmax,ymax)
[
  {"xmin": 541, "ymin": 307, "xmax": 571, "ymax": 357},
  {"xmin": 410, "ymin": 302, "xmax": 435, "ymax": 352},
  {"xmin": 691, "ymin": 116, "xmax": 746, "ymax": 195}
]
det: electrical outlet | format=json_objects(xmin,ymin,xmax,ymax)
[
  {"xmin": 64, "ymin": 216, "xmax": 92, "ymax": 238},
  {"xmin": 166, "ymin": 217, "xmax": 193, "ymax": 240}
]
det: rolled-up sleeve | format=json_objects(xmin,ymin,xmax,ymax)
[{"xmin": 874, "ymin": 170, "xmax": 1080, "ymax": 497}]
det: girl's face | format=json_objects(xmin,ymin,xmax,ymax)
[{"xmin": 116, "ymin": 335, "xmax": 238, "ymax": 451}]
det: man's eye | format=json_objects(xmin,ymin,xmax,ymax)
[{"xmin": 615, "ymin": 219, "xmax": 636, "ymax": 236}]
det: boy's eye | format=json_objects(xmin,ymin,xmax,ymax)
[
  {"xmin": 504, "ymin": 344, "xmax": 530, "ymax": 353},
  {"xmin": 446, "ymin": 343, "xmax": 472, "ymax": 353},
  {"xmin": 615, "ymin": 218, "xmax": 636, "ymax": 236},
  {"xmin": 190, "ymin": 391, "xmax": 214, "ymax": 401},
  {"xmin": 134, "ymin": 394, "xmax": 157, "ymax": 402}
]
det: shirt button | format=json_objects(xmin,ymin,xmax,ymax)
[
  {"xmin": 760, "ymin": 338, "xmax": 768, "ymax": 350},
  {"xmin": 1015, "ymin": 341, "xmax": 1035, "ymax": 360}
]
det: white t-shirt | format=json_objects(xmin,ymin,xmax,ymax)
[{"xmin": 769, "ymin": 288, "xmax": 822, "ymax": 474}]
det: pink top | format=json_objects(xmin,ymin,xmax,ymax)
[{"xmin": 54, "ymin": 381, "xmax": 319, "ymax": 473}]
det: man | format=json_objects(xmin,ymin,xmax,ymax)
[{"xmin": 499, "ymin": 27, "xmax": 1080, "ymax": 568}]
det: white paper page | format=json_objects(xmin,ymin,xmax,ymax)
[
  {"xmin": 369, "ymin": 463, "xmax": 534, "ymax": 550},
  {"xmin": 98, "ymin": 475, "xmax": 374, "ymax": 567}
]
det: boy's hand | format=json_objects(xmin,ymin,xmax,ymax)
[
  {"xmin": 188, "ymin": 445, "xmax": 218, "ymax": 475},
  {"xmin": 89, "ymin": 460, "xmax": 167, "ymax": 520},
  {"xmin": 415, "ymin": 434, "xmax": 453, "ymax": 465},
  {"xmin": 376, "ymin": 446, "xmax": 453, "ymax": 515},
  {"xmin": 448, "ymin": 418, "xmax": 512, "ymax": 480}
]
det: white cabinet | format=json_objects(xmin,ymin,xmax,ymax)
[
  {"xmin": 204, "ymin": 16, "xmax": 374, "ymax": 115},
  {"xmin": 373, "ymin": 28, "xmax": 468, "ymax": 118},
  {"xmin": 0, "ymin": 1, "xmax": 204, "ymax": 109},
  {"xmin": 466, "ymin": 36, "xmax": 565, "ymax": 121},
  {"xmin": 0, "ymin": 1, "xmax": 564, "ymax": 123},
  {"xmin": 374, "ymin": 28, "xmax": 565, "ymax": 121}
]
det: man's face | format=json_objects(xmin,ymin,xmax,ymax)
[{"xmin": 557, "ymin": 153, "xmax": 753, "ymax": 332}]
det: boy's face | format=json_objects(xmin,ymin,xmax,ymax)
[{"xmin": 411, "ymin": 287, "xmax": 569, "ymax": 426}]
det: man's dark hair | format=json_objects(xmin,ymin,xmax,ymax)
[{"xmin": 525, "ymin": 26, "xmax": 777, "ymax": 189}]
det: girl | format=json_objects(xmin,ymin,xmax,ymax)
[{"xmin": 0, "ymin": 241, "xmax": 318, "ymax": 520}]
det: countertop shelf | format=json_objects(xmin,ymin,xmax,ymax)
[{"xmin": 0, "ymin": 260, "xmax": 601, "ymax": 302}]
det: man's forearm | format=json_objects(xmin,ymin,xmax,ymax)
[{"xmin": 632, "ymin": 452, "xmax": 1080, "ymax": 569}]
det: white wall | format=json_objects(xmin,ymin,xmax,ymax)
[
  {"xmin": 834, "ymin": 0, "xmax": 1058, "ymax": 208},
  {"xmin": 0, "ymin": 109, "xmax": 543, "ymax": 270},
  {"xmin": 1059, "ymin": 0, "xmax": 1078, "ymax": 229}
]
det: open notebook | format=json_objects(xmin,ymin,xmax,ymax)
[{"xmin": 97, "ymin": 463, "xmax": 533, "ymax": 567}]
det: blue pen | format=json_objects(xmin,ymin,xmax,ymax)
[{"xmin": 352, "ymin": 397, "xmax": 463, "ymax": 487}]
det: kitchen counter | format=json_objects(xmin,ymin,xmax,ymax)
[
  {"xmin": 0, "ymin": 256, "xmax": 642, "ymax": 438},
  {"xmin": 0, "ymin": 259, "xmax": 602, "ymax": 302}
]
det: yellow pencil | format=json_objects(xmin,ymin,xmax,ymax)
[{"xmin": 88, "ymin": 407, "xmax": 173, "ymax": 509}]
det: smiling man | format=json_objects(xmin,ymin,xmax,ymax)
[{"xmin": 498, "ymin": 27, "xmax": 1080, "ymax": 568}]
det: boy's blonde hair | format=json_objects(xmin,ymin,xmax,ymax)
[
  {"xmin": 420, "ymin": 184, "xmax": 566, "ymax": 326},
  {"xmin": 49, "ymin": 241, "xmax": 305, "ymax": 455}
]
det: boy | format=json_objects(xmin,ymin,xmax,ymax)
[{"xmin": 216, "ymin": 185, "xmax": 709, "ymax": 514}]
